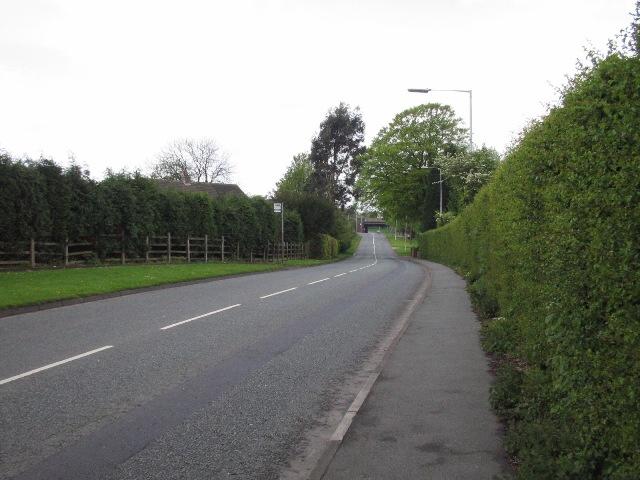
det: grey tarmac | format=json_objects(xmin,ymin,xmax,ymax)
[{"xmin": 0, "ymin": 233, "xmax": 426, "ymax": 479}]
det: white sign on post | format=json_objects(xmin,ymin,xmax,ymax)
[{"xmin": 273, "ymin": 203, "xmax": 282, "ymax": 213}]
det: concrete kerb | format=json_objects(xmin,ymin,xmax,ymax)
[{"xmin": 302, "ymin": 258, "xmax": 433, "ymax": 480}]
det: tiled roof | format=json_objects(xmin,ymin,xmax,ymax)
[
  {"xmin": 362, "ymin": 217, "xmax": 386, "ymax": 223},
  {"xmin": 155, "ymin": 180, "xmax": 246, "ymax": 199}
]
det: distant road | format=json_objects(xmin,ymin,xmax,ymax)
[{"xmin": 0, "ymin": 233, "xmax": 425, "ymax": 480}]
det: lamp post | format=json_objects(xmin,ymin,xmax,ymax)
[{"xmin": 408, "ymin": 88, "xmax": 473, "ymax": 150}]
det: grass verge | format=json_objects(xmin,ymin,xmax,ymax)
[
  {"xmin": 383, "ymin": 230, "xmax": 417, "ymax": 256},
  {"xmin": 0, "ymin": 260, "xmax": 322, "ymax": 310}
]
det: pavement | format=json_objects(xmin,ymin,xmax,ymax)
[{"xmin": 322, "ymin": 259, "xmax": 510, "ymax": 480}]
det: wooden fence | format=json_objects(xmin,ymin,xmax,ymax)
[{"xmin": 0, "ymin": 235, "xmax": 307, "ymax": 269}]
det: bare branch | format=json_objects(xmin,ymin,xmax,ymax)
[{"xmin": 150, "ymin": 138, "xmax": 232, "ymax": 183}]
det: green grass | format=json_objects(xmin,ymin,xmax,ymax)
[
  {"xmin": 0, "ymin": 235, "xmax": 365, "ymax": 311},
  {"xmin": 0, "ymin": 260, "xmax": 322, "ymax": 310},
  {"xmin": 383, "ymin": 230, "xmax": 417, "ymax": 256}
]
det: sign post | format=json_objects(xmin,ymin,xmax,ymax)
[{"xmin": 274, "ymin": 202, "xmax": 284, "ymax": 262}]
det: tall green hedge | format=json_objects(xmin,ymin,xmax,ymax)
[
  {"xmin": 0, "ymin": 157, "xmax": 302, "ymax": 259},
  {"xmin": 419, "ymin": 52, "xmax": 640, "ymax": 478}
]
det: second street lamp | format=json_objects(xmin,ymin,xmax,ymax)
[{"xmin": 408, "ymin": 88, "xmax": 473, "ymax": 150}]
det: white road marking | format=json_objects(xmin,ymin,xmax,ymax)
[
  {"xmin": 259, "ymin": 287, "xmax": 297, "ymax": 299},
  {"xmin": 334, "ymin": 273, "xmax": 347, "ymax": 277},
  {"xmin": 349, "ymin": 269, "xmax": 359, "ymax": 273},
  {"xmin": 160, "ymin": 304, "xmax": 242, "ymax": 330},
  {"xmin": 308, "ymin": 278, "xmax": 330, "ymax": 285},
  {"xmin": 372, "ymin": 234, "xmax": 377, "ymax": 264},
  {"xmin": 0, "ymin": 345, "xmax": 114, "ymax": 386}
]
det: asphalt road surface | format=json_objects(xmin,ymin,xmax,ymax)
[{"xmin": 0, "ymin": 233, "xmax": 425, "ymax": 480}]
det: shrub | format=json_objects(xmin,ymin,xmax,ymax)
[
  {"xmin": 489, "ymin": 363, "xmax": 524, "ymax": 425},
  {"xmin": 309, "ymin": 233, "xmax": 339, "ymax": 259},
  {"xmin": 481, "ymin": 317, "xmax": 521, "ymax": 357},
  {"xmin": 282, "ymin": 209, "xmax": 304, "ymax": 243},
  {"xmin": 332, "ymin": 211, "xmax": 356, "ymax": 252},
  {"xmin": 419, "ymin": 49, "xmax": 640, "ymax": 477}
]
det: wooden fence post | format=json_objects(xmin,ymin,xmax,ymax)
[
  {"xmin": 187, "ymin": 235, "xmax": 191, "ymax": 263},
  {"xmin": 204, "ymin": 234, "xmax": 208, "ymax": 263},
  {"xmin": 64, "ymin": 237, "xmax": 69, "ymax": 267},
  {"xmin": 236, "ymin": 243, "xmax": 240, "ymax": 261},
  {"xmin": 145, "ymin": 236, "xmax": 150, "ymax": 263},
  {"xmin": 121, "ymin": 231, "xmax": 126, "ymax": 265},
  {"xmin": 221, "ymin": 236, "xmax": 225, "ymax": 262},
  {"xmin": 30, "ymin": 238, "xmax": 36, "ymax": 268},
  {"xmin": 167, "ymin": 232, "xmax": 171, "ymax": 263}
]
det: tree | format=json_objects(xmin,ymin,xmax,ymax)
[
  {"xmin": 438, "ymin": 146, "xmax": 500, "ymax": 212},
  {"xmin": 308, "ymin": 103, "xmax": 366, "ymax": 209},
  {"xmin": 64, "ymin": 163, "xmax": 96, "ymax": 240},
  {"xmin": 31, "ymin": 158, "xmax": 72, "ymax": 241},
  {"xmin": 151, "ymin": 138, "xmax": 232, "ymax": 183},
  {"xmin": 273, "ymin": 152, "xmax": 313, "ymax": 198},
  {"xmin": 357, "ymin": 103, "xmax": 467, "ymax": 229},
  {"xmin": 0, "ymin": 154, "xmax": 50, "ymax": 244}
]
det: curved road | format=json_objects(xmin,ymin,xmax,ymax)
[{"xmin": 0, "ymin": 233, "xmax": 425, "ymax": 479}]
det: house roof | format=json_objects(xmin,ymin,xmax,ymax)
[{"xmin": 155, "ymin": 180, "xmax": 246, "ymax": 199}]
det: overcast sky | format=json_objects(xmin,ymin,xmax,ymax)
[{"xmin": 0, "ymin": 0, "xmax": 634, "ymax": 196}]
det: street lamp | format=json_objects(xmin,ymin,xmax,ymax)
[{"xmin": 408, "ymin": 88, "xmax": 473, "ymax": 150}]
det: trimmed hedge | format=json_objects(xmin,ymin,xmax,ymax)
[
  {"xmin": 419, "ymin": 52, "xmax": 640, "ymax": 478},
  {"xmin": 0, "ymin": 157, "xmax": 303, "ymax": 258}
]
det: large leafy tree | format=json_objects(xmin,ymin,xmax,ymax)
[
  {"xmin": 308, "ymin": 103, "xmax": 365, "ymax": 209},
  {"xmin": 273, "ymin": 152, "xmax": 313, "ymax": 198},
  {"xmin": 357, "ymin": 103, "xmax": 467, "ymax": 229},
  {"xmin": 438, "ymin": 146, "xmax": 500, "ymax": 212}
]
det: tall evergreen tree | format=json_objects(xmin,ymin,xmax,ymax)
[{"xmin": 308, "ymin": 103, "xmax": 365, "ymax": 209}]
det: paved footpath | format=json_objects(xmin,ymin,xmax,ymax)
[{"xmin": 323, "ymin": 260, "xmax": 510, "ymax": 480}]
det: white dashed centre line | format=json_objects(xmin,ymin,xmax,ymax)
[
  {"xmin": 160, "ymin": 304, "xmax": 242, "ymax": 330},
  {"xmin": 334, "ymin": 273, "xmax": 347, "ymax": 277},
  {"xmin": 308, "ymin": 278, "xmax": 330, "ymax": 285},
  {"xmin": 0, "ymin": 345, "xmax": 114, "ymax": 386},
  {"xmin": 259, "ymin": 287, "xmax": 297, "ymax": 299}
]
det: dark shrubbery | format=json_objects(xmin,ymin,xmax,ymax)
[
  {"xmin": 0, "ymin": 157, "xmax": 298, "ymax": 259},
  {"xmin": 274, "ymin": 190, "xmax": 356, "ymax": 253},
  {"xmin": 419, "ymin": 51, "xmax": 640, "ymax": 478},
  {"xmin": 309, "ymin": 233, "xmax": 339, "ymax": 259}
]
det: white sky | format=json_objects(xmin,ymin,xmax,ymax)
[{"xmin": 0, "ymin": 0, "xmax": 634, "ymax": 196}]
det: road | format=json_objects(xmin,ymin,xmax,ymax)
[{"xmin": 0, "ymin": 233, "xmax": 425, "ymax": 480}]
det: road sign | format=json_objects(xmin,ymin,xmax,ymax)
[{"xmin": 273, "ymin": 203, "xmax": 282, "ymax": 213}]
